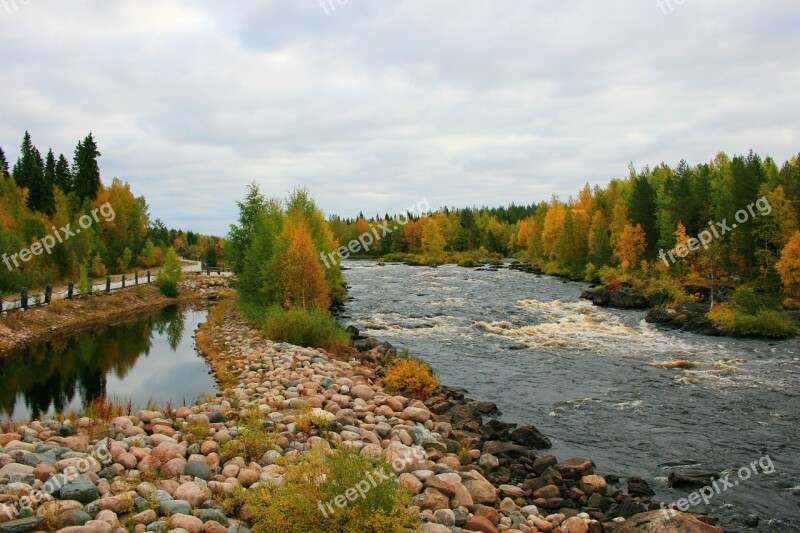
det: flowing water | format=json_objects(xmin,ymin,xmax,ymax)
[
  {"xmin": 0, "ymin": 305, "xmax": 216, "ymax": 421},
  {"xmin": 339, "ymin": 261, "xmax": 800, "ymax": 532}
]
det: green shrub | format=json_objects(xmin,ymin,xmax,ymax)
[
  {"xmin": 158, "ymin": 248, "xmax": 183, "ymax": 297},
  {"xmin": 708, "ymin": 303, "xmax": 796, "ymax": 339},
  {"xmin": 78, "ymin": 262, "xmax": 92, "ymax": 297},
  {"xmin": 458, "ymin": 258, "xmax": 479, "ymax": 268},
  {"xmin": 220, "ymin": 406, "xmax": 276, "ymax": 462},
  {"xmin": 645, "ymin": 275, "xmax": 685, "ymax": 303},
  {"xmin": 246, "ymin": 446, "xmax": 419, "ymax": 533},
  {"xmin": 262, "ymin": 305, "xmax": 349, "ymax": 353}
]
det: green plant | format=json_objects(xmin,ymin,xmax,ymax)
[
  {"xmin": 708, "ymin": 302, "xmax": 796, "ymax": 339},
  {"xmin": 158, "ymin": 248, "xmax": 183, "ymax": 297},
  {"xmin": 458, "ymin": 444, "xmax": 472, "ymax": 466},
  {"xmin": 221, "ymin": 406, "xmax": 277, "ymax": 462},
  {"xmin": 78, "ymin": 262, "xmax": 92, "ymax": 297},
  {"xmin": 246, "ymin": 446, "xmax": 419, "ymax": 533},
  {"xmin": 182, "ymin": 418, "xmax": 211, "ymax": 445},
  {"xmin": 261, "ymin": 305, "xmax": 349, "ymax": 353}
]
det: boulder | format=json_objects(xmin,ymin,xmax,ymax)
[{"xmin": 615, "ymin": 511, "xmax": 723, "ymax": 532}]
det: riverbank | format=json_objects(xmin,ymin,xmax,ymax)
[
  {"xmin": 0, "ymin": 276, "xmax": 225, "ymax": 353},
  {"xmin": 0, "ymin": 296, "xmax": 726, "ymax": 533}
]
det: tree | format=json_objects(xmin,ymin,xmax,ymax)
[
  {"xmin": 226, "ymin": 182, "xmax": 267, "ymax": 273},
  {"xmin": 615, "ymin": 224, "xmax": 646, "ymax": 271},
  {"xmin": 280, "ymin": 221, "xmax": 330, "ymax": 311},
  {"xmin": 159, "ymin": 248, "xmax": 183, "ymax": 297},
  {"xmin": 73, "ymin": 133, "xmax": 102, "ymax": 202},
  {"xmin": 0, "ymin": 146, "xmax": 9, "ymax": 179},
  {"xmin": 12, "ymin": 132, "xmax": 50, "ymax": 214},
  {"xmin": 776, "ymin": 231, "xmax": 800, "ymax": 294},
  {"xmin": 204, "ymin": 246, "xmax": 219, "ymax": 268},
  {"xmin": 55, "ymin": 153, "xmax": 72, "ymax": 192},
  {"xmin": 627, "ymin": 171, "xmax": 658, "ymax": 255}
]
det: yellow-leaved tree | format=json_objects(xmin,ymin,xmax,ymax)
[
  {"xmin": 280, "ymin": 221, "xmax": 330, "ymax": 311},
  {"xmin": 776, "ymin": 231, "xmax": 800, "ymax": 295},
  {"xmin": 614, "ymin": 224, "xmax": 646, "ymax": 272}
]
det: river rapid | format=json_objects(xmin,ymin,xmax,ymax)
[{"xmin": 339, "ymin": 261, "xmax": 800, "ymax": 532}]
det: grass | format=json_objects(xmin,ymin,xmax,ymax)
[
  {"xmin": 248, "ymin": 303, "xmax": 349, "ymax": 354},
  {"xmin": 220, "ymin": 406, "xmax": 278, "ymax": 463}
]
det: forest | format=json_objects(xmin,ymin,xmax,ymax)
[
  {"xmin": 0, "ymin": 132, "xmax": 222, "ymax": 292},
  {"xmin": 330, "ymin": 151, "xmax": 800, "ymax": 337}
]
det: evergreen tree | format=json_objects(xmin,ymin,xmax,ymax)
[
  {"xmin": 72, "ymin": 133, "xmax": 101, "ymax": 202},
  {"xmin": 0, "ymin": 146, "xmax": 9, "ymax": 179},
  {"xmin": 627, "ymin": 172, "xmax": 658, "ymax": 255},
  {"xmin": 12, "ymin": 131, "xmax": 38, "ymax": 192},
  {"xmin": 55, "ymin": 153, "xmax": 73, "ymax": 193}
]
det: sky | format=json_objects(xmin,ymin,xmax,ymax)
[{"xmin": 1, "ymin": 1, "xmax": 798, "ymax": 236}]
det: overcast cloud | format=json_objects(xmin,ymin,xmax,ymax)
[{"xmin": 1, "ymin": 1, "xmax": 798, "ymax": 235}]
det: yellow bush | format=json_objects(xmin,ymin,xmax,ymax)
[
  {"xmin": 383, "ymin": 358, "xmax": 439, "ymax": 399},
  {"xmin": 782, "ymin": 297, "xmax": 800, "ymax": 310}
]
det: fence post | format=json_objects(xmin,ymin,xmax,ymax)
[
  {"xmin": 0, "ymin": 291, "xmax": 3, "ymax": 314},
  {"xmin": 121, "ymin": 275, "xmax": 126, "ymax": 289},
  {"xmin": 106, "ymin": 276, "xmax": 111, "ymax": 293},
  {"xmin": 21, "ymin": 287, "xmax": 28, "ymax": 310},
  {"xmin": 147, "ymin": 271, "xmax": 151, "ymax": 284},
  {"xmin": 45, "ymin": 285, "xmax": 52, "ymax": 305},
  {"xmin": 135, "ymin": 272, "xmax": 139, "ymax": 285},
  {"xmin": 67, "ymin": 282, "xmax": 74, "ymax": 300}
]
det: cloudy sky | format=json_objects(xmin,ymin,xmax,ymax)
[{"xmin": 1, "ymin": 1, "xmax": 798, "ymax": 235}]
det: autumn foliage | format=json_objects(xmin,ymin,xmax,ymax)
[{"xmin": 777, "ymin": 231, "xmax": 800, "ymax": 294}]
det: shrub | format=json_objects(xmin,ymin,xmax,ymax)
[
  {"xmin": 246, "ymin": 446, "xmax": 419, "ymax": 533},
  {"xmin": 78, "ymin": 262, "xmax": 92, "ymax": 297},
  {"xmin": 645, "ymin": 275, "xmax": 685, "ymax": 303},
  {"xmin": 458, "ymin": 258, "xmax": 479, "ymax": 268},
  {"xmin": 158, "ymin": 248, "xmax": 183, "ymax": 297},
  {"xmin": 220, "ymin": 406, "xmax": 276, "ymax": 463},
  {"xmin": 708, "ymin": 302, "xmax": 796, "ymax": 339},
  {"xmin": 262, "ymin": 305, "xmax": 349, "ymax": 353},
  {"xmin": 383, "ymin": 354, "xmax": 439, "ymax": 399},
  {"xmin": 782, "ymin": 297, "xmax": 800, "ymax": 310},
  {"xmin": 583, "ymin": 262, "xmax": 597, "ymax": 282}
]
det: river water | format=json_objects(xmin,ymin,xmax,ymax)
[
  {"xmin": 339, "ymin": 261, "xmax": 800, "ymax": 532},
  {"xmin": 0, "ymin": 305, "xmax": 216, "ymax": 421}
]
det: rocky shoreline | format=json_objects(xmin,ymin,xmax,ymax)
[{"xmin": 0, "ymin": 299, "xmax": 724, "ymax": 533}]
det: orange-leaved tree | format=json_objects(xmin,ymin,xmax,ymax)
[
  {"xmin": 614, "ymin": 224, "xmax": 646, "ymax": 272},
  {"xmin": 776, "ymin": 230, "xmax": 800, "ymax": 295},
  {"xmin": 280, "ymin": 220, "xmax": 330, "ymax": 311}
]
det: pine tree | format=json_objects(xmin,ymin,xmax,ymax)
[
  {"xmin": 55, "ymin": 153, "xmax": 73, "ymax": 193},
  {"xmin": 72, "ymin": 133, "xmax": 101, "ymax": 202},
  {"xmin": 0, "ymin": 146, "xmax": 9, "ymax": 179}
]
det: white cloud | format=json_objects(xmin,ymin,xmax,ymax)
[{"xmin": 1, "ymin": 0, "xmax": 798, "ymax": 234}]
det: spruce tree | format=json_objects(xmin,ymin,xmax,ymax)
[
  {"xmin": 72, "ymin": 133, "xmax": 101, "ymax": 202},
  {"xmin": 55, "ymin": 153, "xmax": 73, "ymax": 192},
  {"xmin": 0, "ymin": 146, "xmax": 9, "ymax": 179},
  {"xmin": 12, "ymin": 131, "xmax": 36, "ymax": 191}
]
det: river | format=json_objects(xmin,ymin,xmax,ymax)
[
  {"xmin": 339, "ymin": 260, "xmax": 800, "ymax": 532},
  {"xmin": 0, "ymin": 305, "xmax": 217, "ymax": 421}
]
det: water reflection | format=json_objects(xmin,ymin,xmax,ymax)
[{"xmin": 0, "ymin": 305, "xmax": 216, "ymax": 420}]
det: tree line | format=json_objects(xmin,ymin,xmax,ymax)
[
  {"xmin": 331, "ymin": 150, "xmax": 800, "ymax": 295},
  {"xmin": 0, "ymin": 132, "xmax": 221, "ymax": 292}
]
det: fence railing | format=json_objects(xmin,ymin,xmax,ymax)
[
  {"xmin": 0, "ymin": 271, "xmax": 158, "ymax": 314},
  {"xmin": 0, "ymin": 263, "xmax": 232, "ymax": 315}
]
